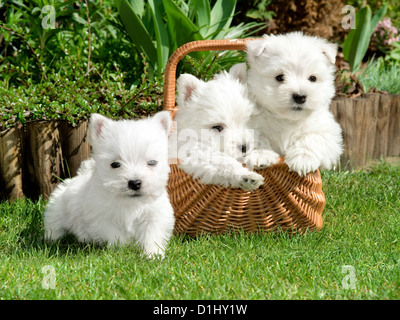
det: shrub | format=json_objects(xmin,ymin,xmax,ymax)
[{"xmin": 0, "ymin": 70, "xmax": 164, "ymax": 130}]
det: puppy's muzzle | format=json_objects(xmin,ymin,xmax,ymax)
[
  {"xmin": 128, "ymin": 179, "xmax": 142, "ymax": 191},
  {"xmin": 292, "ymin": 93, "xmax": 307, "ymax": 105}
]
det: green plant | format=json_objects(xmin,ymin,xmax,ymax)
[
  {"xmin": 358, "ymin": 56, "xmax": 400, "ymax": 94},
  {"xmin": 345, "ymin": 0, "xmax": 400, "ymax": 29},
  {"xmin": 342, "ymin": 4, "xmax": 387, "ymax": 72},
  {"xmin": 0, "ymin": 0, "xmax": 81, "ymax": 84},
  {"xmin": 0, "ymin": 70, "xmax": 164, "ymax": 130},
  {"xmin": 244, "ymin": 0, "xmax": 275, "ymax": 22},
  {"xmin": 0, "ymin": 0, "xmax": 142, "ymax": 88},
  {"xmin": 384, "ymin": 41, "xmax": 400, "ymax": 64},
  {"xmin": 117, "ymin": 0, "xmax": 262, "ymax": 77}
]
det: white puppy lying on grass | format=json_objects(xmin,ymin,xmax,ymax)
[{"xmin": 44, "ymin": 112, "xmax": 175, "ymax": 258}]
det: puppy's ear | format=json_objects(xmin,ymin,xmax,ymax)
[
  {"xmin": 176, "ymin": 74, "xmax": 203, "ymax": 107},
  {"xmin": 229, "ymin": 63, "xmax": 247, "ymax": 83},
  {"xmin": 153, "ymin": 111, "xmax": 172, "ymax": 136},
  {"xmin": 322, "ymin": 42, "xmax": 338, "ymax": 65},
  {"xmin": 246, "ymin": 35, "xmax": 270, "ymax": 60},
  {"xmin": 88, "ymin": 113, "xmax": 112, "ymax": 145}
]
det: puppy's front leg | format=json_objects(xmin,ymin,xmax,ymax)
[
  {"xmin": 140, "ymin": 231, "xmax": 168, "ymax": 259},
  {"xmin": 284, "ymin": 134, "xmax": 327, "ymax": 177},
  {"xmin": 179, "ymin": 148, "xmax": 264, "ymax": 191}
]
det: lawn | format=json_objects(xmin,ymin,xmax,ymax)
[{"xmin": 0, "ymin": 161, "xmax": 399, "ymax": 300}]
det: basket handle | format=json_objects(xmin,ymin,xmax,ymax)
[{"xmin": 163, "ymin": 39, "xmax": 254, "ymax": 116}]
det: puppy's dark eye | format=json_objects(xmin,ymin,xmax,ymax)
[
  {"xmin": 308, "ymin": 75, "xmax": 317, "ymax": 82},
  {"xmin": 275, "ymin": 74, "xmax": 284, "ymax": 82},
  {"xmin": 147, "ymin": 160, "xmax": 158, "ymax": 166},
  {"xmin": 211, "ymin": 125, "xmax": 224, "ymax": 132},
  {"xmin": 111, "ymin": 162, "xmax": 121, "ymax": 169}
]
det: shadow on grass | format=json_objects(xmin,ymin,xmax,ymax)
[
  {"xmin": 15, "ymin": 198, "xmax": 106, "ymax": 257},
  {"xmin": 18, "ymin": 222, "xmax": 105, "ymax": 257}
]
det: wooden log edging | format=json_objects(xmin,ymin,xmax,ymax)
[
  {"xmin": 0, "ymin": 120, "xmax": 90, "ymax": 200},
  {"xmin": 331, "ymin": 93, "xmax": 400, "ymax": 169},
  {"xmin": 0, "ymin": 125, "xmax": 23, "ymax": 200},
  {"xmin": 59, "ymin": 120, "xmax": 90, "ymax": 178},
  {"xmin": 23, "ymin": 121, "xmax": 65, "ymax": 199},
  {"xmin": 388, "ymin": 94, "xmax": 400, "ymax": 157}
]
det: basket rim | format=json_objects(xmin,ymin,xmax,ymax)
[{"xmin": 162, "ymin": 38, "xmax": 257, "ymax": 116}]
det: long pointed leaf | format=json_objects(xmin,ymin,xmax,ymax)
[
  {"xmin": 128, "ymin": 0, "xmax": 145, "ymax": 18},
  {"xmin": 342, "ymin": 29, "xmax": 354, "ymax": 60},
  {"xmin": 343, "ymin": 5, "xmax": 372, "ymax": 71},
  {"xmin": 163, "ymin": 0, "xmax": 203, "ymax": 49},
  {"xmin": 343, "ymin": 4, "xmax": 388, "ymax": 72},
  {"xmin": 370, "ymin": 4, "xmax": 387, "ymax": 34},
  {"xmin": 208, "ymin": 0, "xmax": 236, "ymax": 38},
  {"xmin": 118, "ymin": 0, "xmax": 157, "ymax": 68},
  {"xmin": 191, "ymin": 0, "xmax": 211, "ymax": 37},
  {"xmin": 148, "ymin": 0, "xmax": 169, "ymax": 73}
]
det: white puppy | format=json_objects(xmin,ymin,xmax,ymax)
[
  {"xmin": 170, "ymin": 71, "xmax": 264, "ymax": 190},
  {"xmin": 44, "ymin": 112, "xmax": 175, "ymax": 258},
  {"xmin": 231, "ymin": 32, "xmax": 343, "ymax": 176}
]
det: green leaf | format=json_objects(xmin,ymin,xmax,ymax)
[
  {"xmin": 370, "ymin": 4, "xmax": 387, "ymax": 34},
  {"xmin": 118, "ymin": 0, "xmax": 157, "ymax": 69},
  {"xmin": 191, "ymin": 0, "xmax": 211, "ymax": 37},
  {"xmin": 163, "ymin": 0, "xmax": 203, "ymax": 49},
  {"xmin": 343, "ymin": 5, "xmax": 388, "ymax": 72},
  {"xmin": 72, "ymin": 12, "xmax": 88, "ymax": 25},
  {"xmin": 343, "ymin": 5, "xmax": 372, "ymax": 72},
  {"xmin": 208, "ymin": 0, "xmax": 236, "ymax": 38},
  {"xmin": 148, "ymin": 0, "xmax": 169, "ymax": 73},
  {"xmin": 128, "ymin": 0, "xmax": 144, "ymax": 18}
]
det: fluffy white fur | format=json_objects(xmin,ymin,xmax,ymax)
[
  {"xmin": 231, "ymin": 32, "xmax": 343, "ymax": 176},
  {"xmin": 44, "ymin": 112, "xmax": 175, "ymax": 258},
  {"xmin": 169, "ymin": 71, "xmax": 265, "ymax": 190}
]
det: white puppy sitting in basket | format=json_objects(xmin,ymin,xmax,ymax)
[
  {"xmin": 169, "ymin": 71, "xmax": 271, "ymax": 191},
  {"xmin": 231, "ymin": 32, "xmax": 343, "ymax": 176}
]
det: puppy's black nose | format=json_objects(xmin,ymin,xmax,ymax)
[
  {"xmin": 240, "ymin": 144, "xmax": 248, "ymax": 154},
  {"xmin": 128, "ymin": 179, "xmax": 142, "ymax": 191},
  {"xmin": 292, "ymin": 93, "xmax": 307, "ymax": 104}
]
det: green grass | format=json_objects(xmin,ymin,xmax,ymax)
[
  {"xmin": 358, "ymin": 57, "xmax": 400, "ymax": 94},
  {"xmin": 1, "ymin": 161, "xmax": 399, "ymax": 300}
]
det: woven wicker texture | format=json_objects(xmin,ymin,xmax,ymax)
[{"xmin": 164, "ymin": 39, "xmax": 325, "ymax": 237}]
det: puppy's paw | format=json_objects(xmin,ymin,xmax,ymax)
[
  {"xmin": 237, "ymin": 171, "xmax": 264, "ymax": 191},
  {"xmin": 285, "ymin": 152, "xmax": 320, "ymax": 177},
  {"xmin": 244, "ymin": 149, "xmax": 280, "ymax": 169}
]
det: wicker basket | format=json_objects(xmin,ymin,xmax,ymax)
[{"xmin": 164, "ymin": 39, "xmax": 325, "ymax": 237}]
